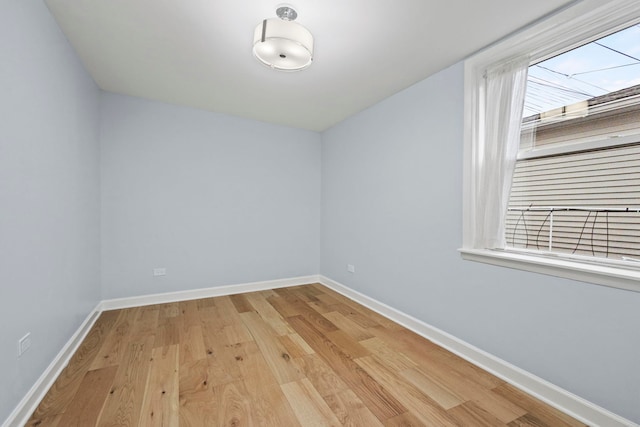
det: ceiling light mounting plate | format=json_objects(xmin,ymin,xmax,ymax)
[{"xmin": 276, "ymin": 5, "xmax": 297, "ymax": 21}]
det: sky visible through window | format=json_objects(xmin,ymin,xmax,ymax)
[{"xmin": 523, "ymin": 23, "xmax": 640, "ymax": 117}]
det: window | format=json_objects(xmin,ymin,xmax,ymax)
[
  {"xmin": 507, "ymin": 24, "xmax": 640, "ymax": 262},
  {"xmin": 461, "ymin": 0, "xmax": 640, "ymax": 292}
]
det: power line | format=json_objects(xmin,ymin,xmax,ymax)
[
  {"xmin": 534, "ymin": 64, "xmax": 608, "ymax": 93},
  {"xmin": 571, "ymin": 61, "xmax": 640, "ymax": 77},
  {"xmin": 594, "ymin": 41, "xmax": 640, "ymax": 62},
  {"xmin": 528, "ymin": 75, "xmax": 594, "ymax": 97}
]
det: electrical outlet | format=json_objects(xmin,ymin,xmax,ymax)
[
  {"xmin": 18, "ymin": 333, "xmax": 31, "ymax": 358},
  {"xmin": 153, "ymin": 268, "xmax": 166, "ymax": 276},
  {"xmin": 347, "ymin": 264, "xmax": 355, "ymax": 273}
]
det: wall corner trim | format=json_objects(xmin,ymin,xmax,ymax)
[{"xmin": 318, "ymin": 275, "xmax": 638, "ymax": 427}]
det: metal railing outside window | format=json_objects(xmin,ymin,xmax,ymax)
[{"xmin": 506, "ymin": 206, "xmax": 640, "ymax": 260}]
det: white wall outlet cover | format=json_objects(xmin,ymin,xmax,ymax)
[
  {"xmin": 153, "ymin": 268, "xmax": 167, "ymax": 276},
  {"xmin": 18, "ymin": 333, "xmax": 31, "ymax": 357},
  {"xmin": 347, "ymin": 264, "xmax": 355, "ymax": 273}
]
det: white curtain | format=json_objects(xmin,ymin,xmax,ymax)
[{"xmin": 473, "ymin": 56, "xmax": 530, "ymax": 249}]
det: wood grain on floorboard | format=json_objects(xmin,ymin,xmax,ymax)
[{"xmin": 26, "ymin": 283, "xmax": 588, "ymax": 427}]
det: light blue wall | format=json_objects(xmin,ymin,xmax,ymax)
[
  {"xmin": 100, "ymin": 94, "xmax": 321, "ymax": 299},
  {"xmin": 0, "ymin": 0, "xmax": 101, "ymax": 423},
  {"xmin": 320, "ymin": 62, "xmax": 640, "ymax": 423}
]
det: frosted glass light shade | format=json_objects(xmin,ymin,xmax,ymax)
[{"xmin": 253, "ymin": 18, "xmax": 314, "ymax": 71}]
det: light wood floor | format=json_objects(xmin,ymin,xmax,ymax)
[{"xmin": 27, "ymin": 284, "xmax": 587, "ymax": 426}]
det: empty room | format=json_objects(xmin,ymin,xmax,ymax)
[{"xmin": 2, "ymin": 0, "xmax": 640, "ymax": 426}]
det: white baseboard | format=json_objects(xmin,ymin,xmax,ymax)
[
  {"xmin": 99, "ymin": 275, "xmax": 321, "ymax": 311},
  {"xmin": 318, "ymin": 275, "xmax": 638, "ymax": 427},
  {"xmin": 2, "ymin": 305, "xmax": 102, "ymax": 427},
  {"xmin": 6, "ymin": 274, "xmax": 635, "ymax": 427}
]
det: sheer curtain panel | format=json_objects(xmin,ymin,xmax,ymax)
[{"xmin": 473, "ymin": 56, "xmax": 530, "ymax": 249}]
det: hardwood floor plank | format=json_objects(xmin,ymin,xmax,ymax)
[
  {"xmin": 97, "ymin": 336, "xmax": 155, "ymax": 427},
  {"xmin": 216, "ymin": 296, "xmax": 251, "ymax": 325},
  {"xmin": 447, "ymin": 400, "xmax": 506, "ymax": 426},
  {"xmin": 281, "ymin": 378, "xmax": 342, "ymax": 427},
  {"xmin": 25, "ymin": 413, "xmax": 63, "ymax": 427},
  {"xmin": 90, "ymin": 308, "xmax": 135, "ymax": 370},
  {"xmin": 138, "ymin": 345, "xmax": 180, "ymax": 427},
  {"xmin": 323, "ymin": 388, "xmax": 385, "ymax": 427},
  {"xmin": 29, "ymin": 285, "xmax": 588, "ymax": 427},
  {"xmin": 128, "ymin": 307, "xmax": 159, "ymax": 342},
  {"xmin": 312, "ymin": 290, "xmax": 344, "ymax": 308},
  {"xmin": 56, "ymin": 366, "xmax": 117, "ymax": 426},
  {"xmin": 313, "ymin": 285, "xmax": 400, "ymax": 329},
  {"xmin": 278, "ymin": 333, "xmax": 311, "ymax": 359},
  {"xmin": 473, "ymin": 389, "xmax": 528, "ymax": 424},
  {"xmin": 411, "ymin": 360, "xmax": 523, "ymax": 423},
  {"xmin": 287, "ymin": 285, "xmax": 321, "ymax": 303},
  {"xmin": 493, "ymin": 383, "xmax": 588, "ymax": 427},
  {"xmin": 293, "ymin": 353, "xmax": 349, "ymax": 398},
  {"xmin": 323, "ymin": 311, "xmax": 375, "ymax": 341},
  {"xmin": 200, "ymin": 296, "xmax": 254, "ymax": 346},
  {"xmin": 222, "ymin": 322, "xmax": 253, "ymax": 346},
  {"xmin": 158, "ymin": 303, "xmax": 180, "ymax": 325},
  {"xmin": 195, "ymin": 297, "xmax": 216, "ymax": 310},
  {"xmin": 359, "ymin": 337, "xmax": 417, "ymax": 372},
  {"xmin": 239, "ymin": 311, "xmax": 304, "ymax": 384},
  {"xmin": 368, "ymin": 325, "xmax": 523, "ymax": 423},
  {"xmin": 177, "ymin": 300, "xmax": 201, "ymax": 329},
  {"xmin": 266, "ymin": 294, "xmax": 304, "ymax": 317},
  {"xmin": 153, "ymin": 316, "xmax": 180, "ymax": 348},
  {"xmin": 272, "ymin": 288, "xmax": 340, "ymax": 334},
  {"xmin": 326, "ymin": 329, "xmax": 370, "ymax": 359},
  {"xmin": 178, "ymin": 389, "xmax": 217, "ymax": 427},
  {"xmin": 257, "ymin": 289, "xmax": 279, "ymax": 298},
  {"xmin": 178, "ymin": 358, "xmax": 210, "ymax": 395},
  {"xmin": 382, "ymin": 412, "xmax": 428, "ymax": 427},
  {"xmin": 355, "ymin": 355, "xmax": 461, "ymax": 426},
  {"xmin": 371, "ymin": 326, "xmax": 504, "ymax": 390},
  {"xmin": 200, "ymin": 321, "xmax": 244, "ymax": 386},
  {"xmin": 236, "ymin": 340, "xmax": 301, "ymax": 426},
  {"xmin": 298, "ymin": 284, "xmax": 325, "ymax": 296},
  {"xmin": 306, "ymin": 298, "xmax": 338, "ymax": 314},
  {"xmin": 178, "ymin": 324, "xmax": 207, "ymax": 365},
  {"xmin": 28, "ymin": 310, "xmax": 119, "ymax": 422},
  {"xmin": 177, "ymin": 338, "xmax": 224, "ymax": 425},
  {"xmin": 366, "ymin": 329, "xmax": 531, "ymax": 424},
  {"xmin": 244, "ymin": 291, "xmax": 295, "ymax": 336},
  {"xmin": 234, "ymin": 340, "xmax": 277, "ymax": 388},
  {"xmin": 288, "ymin": 332, "xmax": 315, "ymax": 354},
  {"xmin": 399, "ymin": 367, "xmax": 464, "ymax": 410},
  {"xmin": 310, "ymin": 292, "xmax": 350, "ymax": 314},
  {"xmin": 229, "ymin": 293, "xmax": 254, "ymax": 313},
  {"xmin": 214, "ymin": 381, "xmax": 254, "ymax": 426},
  {"xmin": 329, "ymin": 302, "xmax": 382, "ymax": 328},
  {"xmin": 287, "ymin": 314, "xmax": 407, "ymax": 422},
  {"xmin": 508, "ymin": 412, "xmax": 553, "ymax": 427}
]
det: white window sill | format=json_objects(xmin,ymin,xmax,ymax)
[{"xmin": 459, "ymin": 248, "xmax": 640, "ymax": 293}]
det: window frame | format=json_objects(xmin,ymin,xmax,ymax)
[{"xmin": 460, "ymin": 0, "xmax": 640, "ymax": 293}]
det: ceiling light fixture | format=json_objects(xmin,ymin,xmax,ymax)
[{"xmin": 252, "ymin": 6, "xmax": 314, "ymax": 72}]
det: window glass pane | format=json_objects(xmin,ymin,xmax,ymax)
[
  {"xmin": 524, "ymin": 24, "xmax": 640, "ymax": 119},
  {"xmin": 506, "ymin": 143, "xmax": 640, "ymax": 261},
  {"xmin": 507, "ymin": 23, "xmax": 640, "ymax": 262}
]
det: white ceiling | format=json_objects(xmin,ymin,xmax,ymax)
[{"xmin": 45, "ymin": 0, "xmax": 577, "ymax": 132}]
